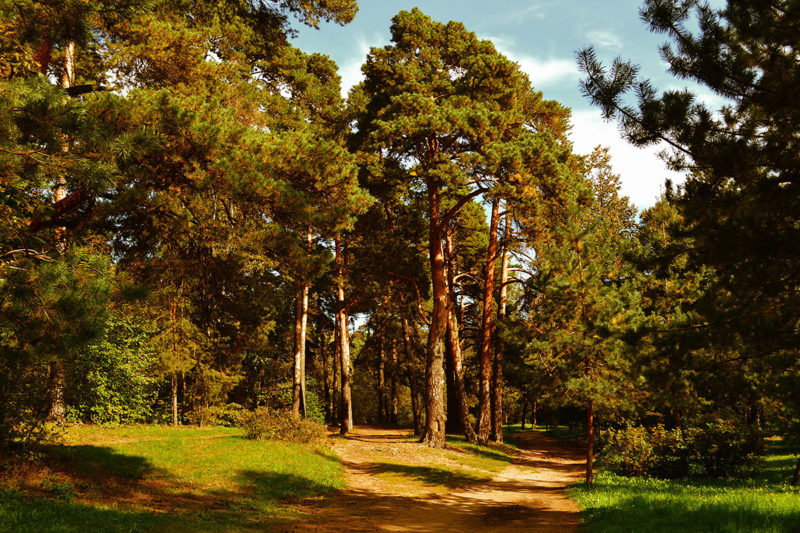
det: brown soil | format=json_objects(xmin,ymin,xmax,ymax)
[{"xmin": 287, "ymin": 427, "xmax": 584, "ymax": 533}]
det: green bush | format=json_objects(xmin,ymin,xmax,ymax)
[
  {"xmin": 187, "ymin": 403, "xmax": 244, "ymax": 427},
  {"xmin": 693, "ymin": 417, "xmax": 764, "ymax": 477},
  {"xmin": 600, "ymin": 426, "xmax": 654, "ymax": 477},
  {"xmin": 64, "ymin": 313, "xmax": 159, "ymax": 425},
  {"xmin": 600, "ymin": 420, "xmax": 763, "ymax": 479},
  {"xmin": 239, "ymin": 407, "xmax": 327, "ymax": 446}
]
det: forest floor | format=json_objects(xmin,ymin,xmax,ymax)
[{"xmin": 289, "ymin": 426, "xmax": 584, "ymax": 532}]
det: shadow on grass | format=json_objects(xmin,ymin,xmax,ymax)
[
  {"xmin": 237, "ymin": 469, "xmax": 341, "ymax": 502},
  {"xmin": 43, "ymin": 444, "xmax": 160, "ymax": 480},
  {"xmin": 3, "ymin": 442, "xmax": 344, "ymax": 533},
  {"xmin": 368, "ymin": 462, "xmax": 486, "ymax": 489}
]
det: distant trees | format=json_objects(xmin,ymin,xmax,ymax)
[
  {"xmin": 579, "ymin": 0, "xmax": 800, "ymax": 474},
  {"xmin": 3, "ymin": 0, "xmax": 798, "ymax": 490}
]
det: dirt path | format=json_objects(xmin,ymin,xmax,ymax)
[{"xmin": 288, "ymin": 427, "xmax": 584, "ymax": 532}]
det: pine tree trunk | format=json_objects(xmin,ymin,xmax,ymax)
[
  {"xmin": 292, "ymin": 282, "xmax": 309, "ymax": 418},
  {"xmin": 171, "ymin": 372, "xmax": 179, "ymax": 427},
  {"xmin": 520, "ymin": 394, "xmax": 527, "ymax": 429},
  {"xmin": 586, "ymin": 401, "xmax": 595, "ymax": 487},
  {"xmin": 377, "ymin": 331, "xmax": 386, "ymax": 423},
  {"xmin": 444, "ymin": 229, "xmax": 476, "ymax": 442},
  {"xmin": 444, "ymin": 329, "xmax": 460, "ymax": 433},
  {"xmin": 532, "ymin": 398, "xmax": 538, "ymax": 430},
  {"xmin": 332, "ymin": 325, "xmax": 340, "ymax": 425},
  {"xmin": 423, "ymin": 186, "xmax": 448, "ymax": 448},
  {"xmin": 48, "ymin": 40, "xmax": 76, "ymax": 425},
  {"xmin": 321, "ymin": 326, "xmax": 331, "ymax": 424},
  {"xmin": 390, "ymin": 336, "xmax": 399, "ymax": 424},
  {"xmin": 477, "ymin": 199, "xmax": 500, "ymax": 444},
  {"xmin": 402, "ymin": 317, "xmax": 423, "ymax": 436},
  {"xmin": 336, "ymin": 239, "xmax": 353, "ymax": 435},
  {"xmin": 491, "ymin": 223, "xmax": 510, "ymax": 443}
]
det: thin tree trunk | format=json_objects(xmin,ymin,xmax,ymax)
[
  {"xmin": 586, "ymin": 401, "xmax": 595, "ymax": 486},
  {"xmin": 792, "ymin": 457, "xmax": 800, "ymax": 486},
  {"xmin": 47, "ymin": 40, "xmax": 76, "ymax": 425},
  {"xmin": 532, "ymin": 398, "xmax": 538, "ymax": 430},
  {"xmin": 444, "ymin": 228, "xmax": 476, "ymax": 442},
  {"xmin": 423, "ymin": 185, "xmax": 448, "ymax": 448},
  {"xmin": 402, "ymin": 317, "xmax": 423, "ymax": 436},
  {"xmin": 171, "ymin": 373, "xmax": 179, "ymax": 427},
  {"xmin": 390, "ymin": 336, "xmax": 399, "ymax": 424},
  {"xmin": 377, "ymin": 330, "xmax": 386, "ymax": 423},
  {"xmin": 477, "ymin": 198, "xmax": 501, "ymax": 444},
  {"xmin": 491, "ymin": 220, "xmax": 510, "ymax": 443},
  {"xmin": 336, "ymin": 239, "xmax": 353, "ymax": 435},
  {"xmin": 292, "ymin": 282, "xmax": 309, "ymax": 417},
  {"xmin": 332, "ymin": 323, "xmax": 340, "ymax": 425},
  {"xmin": 321, "ymin": 325, "xmax": 331, "ymax": 424},
  {"xmin": 520, "ymin": 394, "xmax": 527, "ymax": 430}
]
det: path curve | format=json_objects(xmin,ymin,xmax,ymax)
[{"xmin": 289, "ymin": 427, "xmax": 584, "ymax": 532}]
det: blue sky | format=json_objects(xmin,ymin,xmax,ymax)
[{"xmin": 292, "ymin": 1, "xmax": 724, "ymax": 209}]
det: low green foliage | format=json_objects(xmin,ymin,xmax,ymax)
[
  {"xmin": 186, "ymin": 403, "xmax": 245, "ymax": 428},
  {"xmin": 600, "ymin": 420, "xmax": 763, "ymax": 479},
  {"xmin": 65, "ymin": 313, "xmax": 160, "ymax": 425},
  {"xmin": 571, "ymin": 442, "xmax": 800, "ymax": 533},
  {"xmin": 239, "ymin": 407, "xmax": 328, "ymax": 446}
]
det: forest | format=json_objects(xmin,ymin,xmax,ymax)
[{"xmin": 1, "ymin": 0, "xmax": 799, "ymax": 531}]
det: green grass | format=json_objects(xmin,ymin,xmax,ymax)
[
  {"xmin": 503, "ymin": 423, "xmax": 585, "ymax": 446},
  {"xmin": 569, "ymin": 441, "xmax": 800, "ymax": 533},
  {"xmin": 0, "ymin": 425, "xmax": 344, "ymax": 532}
]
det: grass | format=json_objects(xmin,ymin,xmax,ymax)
[
  {"xmin": 0, "ymin": 424, "xmax": 344, "ymax": 532},
  {"xmin": 569, "ymin": 440, "xmax": 800, "ymax": 533},
  {"xmin": 503, "ymin": 423, "xmax": 585, "ymax": 446}
]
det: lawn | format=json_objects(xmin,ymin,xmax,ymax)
[
  {"xmin": 569, "ymin": 440, "xmax": 800, "ymax": 533},
  {"xmin": 0, "ymin": 425, "xmax": 344, "ymax": 532}
]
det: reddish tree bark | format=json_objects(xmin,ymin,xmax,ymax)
[
  {"xmin": 477, "ymin": 198, "xmax": 501, "ymax": 444},
  {"xmin": 490, "ymin": 217, "xmax": 510, "ymax": 442}
]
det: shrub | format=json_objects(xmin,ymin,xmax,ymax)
[
  {"xmin": 239, "ymin": 407, "xmax": 327, "ymax": 446},
  {"xmin": 64, "ymin": 313, "xmax": 160, "ymax": 425},
  {"xmin": 187, "ymin": 403, "xmax": 245, "ymax": 427},
  {"xmin": 693, "ymin": 417, "xmax": 764, "ymax": 477},
  {"xmin": 599, "ymin": 426, "xmax": 654, "ymax": 477},
  {"xmin": 600, "ymin": 420, "xmax": 763, "ymax": 479}
]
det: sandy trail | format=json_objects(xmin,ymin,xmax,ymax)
[{"xmin": 288, "ymin": 426, "xmax": 584, "ymax": 533}]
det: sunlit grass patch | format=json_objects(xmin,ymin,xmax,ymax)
[
  {"xmin": 0, "ymin": 424, "xmax": 345, "ymax": 532},
  {"xmin": 569, "ymin": 441, "xmax": 800, "ymax": 533}
]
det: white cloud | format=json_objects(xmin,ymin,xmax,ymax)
[
  {"xmin": 338, "ymin": 35, "xmax": 384, "ymax": 97},
  {"xmin": 585, "ymin": 29, "xmax": 623, "ymax": 51},
  {"xmin": 569, "ymin": 109, "xmax": 686, "ymax": 209},
  {"xmin": 481, "ymin": 35, "xmax": 579, "ymax": 87},
  {"xmin": 514, "ymin": 55, "xmax": 580, "ymax": 86},
  {"xmin": 503, "ymin": 4, "xmax": 548, "ymax": 22}
]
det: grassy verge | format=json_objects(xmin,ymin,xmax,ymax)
[
  {"xmin": 569, "ymin": 440, "xmax": 800, "ymax": 533},
  {"xmin": 0, "ymin": 425, "xmax": 344, "ymax": 532}
]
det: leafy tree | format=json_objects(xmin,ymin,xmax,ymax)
[
  {"xmin": 579, "ymin": 0, "xmax": 800, "ymax": 454},
  {"xmin": 355, "ymin": 8, "xmax": 568, "ymax": 447},
  {"xmin": 518, "ymin": 148, "xmax": 640, "ymax": 485}
]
